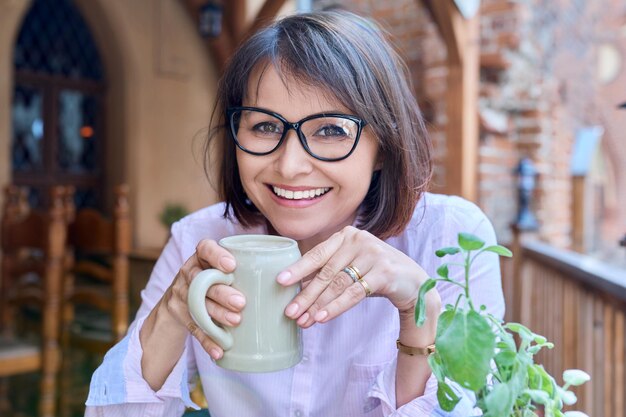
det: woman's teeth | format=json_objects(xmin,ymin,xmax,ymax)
[{"xmin": 272, "ymin": 186, "xmax": 330, "ymax": 200}]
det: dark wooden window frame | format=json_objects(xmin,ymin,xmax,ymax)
[{"xmin": 12, "ymin": 69, "xmax": 106, "ymax": 209}]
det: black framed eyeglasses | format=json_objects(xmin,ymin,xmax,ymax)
[{"xmin": 226, "ymin": 106, "xmax": 367, "ymax": 162}]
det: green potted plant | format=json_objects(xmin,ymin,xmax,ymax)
[
  {"xmin": 159, "ymin": 203, "xmax": 189, "ymax": 231},
  {"xmin": 415, "ymin": 233, "xmax": 590, "ymax": 417}
]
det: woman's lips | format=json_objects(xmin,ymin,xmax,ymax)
[{"xmin": 267, "ymin": 184, "xmax": 332, "ymax": 207}]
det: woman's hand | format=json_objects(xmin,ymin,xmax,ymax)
[
  {"xmin": 142, "ymin": 239, "xmax": 246, "ymax": 367},
  {"xmin": 276, "ymin": 226, "xmax": 439, "ymax": 328}
]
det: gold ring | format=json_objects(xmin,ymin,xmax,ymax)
[
  {"xmin": 357, "ymin": 278, "xmax": 372, "ymax": 297},
  {"xmin": 187, "ymin": 321, "xmax": 198, "ymax": 334}
]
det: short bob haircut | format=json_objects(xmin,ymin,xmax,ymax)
[{"xmin": 206, "ymin": 10, "xmax": 432, "ymax": 240}]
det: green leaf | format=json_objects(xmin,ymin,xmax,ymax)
[
  {"xmin": 562, "ymin": 369, "xmax": 590, "ymax": 386},
  {"xmin": 482, "ymin": 245, "xmax": 513, "ymax": 257},
  {"xmin": 436, "ymin": 264, "xmax": 449, "ymax": 279},
  {"xmin": 458, "ymin": 233, "xmax": 485, "ymax": 251},
  {"xmin": 435, "ymin": 246, "xmax": 461, "ymax": 257},
  {"xmin": 437, "ymin": 309, "xmax": 496, "ymax": 391},
  {"xmin": 529, "ymin": 365, "xmax": 556, "ymax": 397},
  {"xmin": 436, "ymin": 381, "xmax": 461, "ymax": 412},
  {"xmin": 505, "ymin": 322, "xmax": 534, "ymax": 341},
  {"xmin": 498, "ymin": 332, "xmax": 517, "ymax": 352},
  {"xmin": 414, "ymin": 278, "xmax": 437, "ymax": 327},
  {"xmin": 485, "ymin": 383, "xmax": 514, "ymax": 416},
  {"xmin": 495, "ymin": 351, "xmax": 517, "ymax": 380},
  {"xmin": 507, "ymin": 357, "xmax": 530, "ymax": 398},
  {"xmin": 495, "ymin": 351, "xmax": 517, "ymax": 367},
  {"xmin": 436, "ymin": 309, "xmax": 455, "ymax": 338},
  {"xmin": 427, "ymin": 352, "xmax": 445, "ymax": 382},
  {"xmin": 559, "ymin": 388, "xmax": 577, "ymax": 405},
  {"xmin": 525, "ymin": 389, "xmax": 550, "ymax": 405},
  {"xmin": 496, "ymin": 341, "xmax": 512, "ymax": 349}
]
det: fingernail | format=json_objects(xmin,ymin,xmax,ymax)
[
  {"xmin": 230, "ymin": 294, "xmax": 245, "ymax": 309},
  {"xmin": 220, "ymin": 257, "xmax": 236, "ymax": 271},
  {"xmin": 297, "ymin": 312, "xmax": 310, "ymax": 326},
  {"xmin": 226, "ymin": 312, "xmax": 240, "ymax": 324},
  {"xmin": 210, "ymin": 348, "xmax": 222, "ymax": 360},
  {"xmin": 285, "ymin": 303, "xmax": 299, "ymax": 318},
  {"xmin": 314, "ymin": 310, "xmax": 328, "ymax": 322},
  {"xmin": 277, "ymin": 271, "xmax": 291, "ymax": 284}
]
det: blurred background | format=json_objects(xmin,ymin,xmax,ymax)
[{"xmin": 0, "ymin": 0, "xmax": 625, "ymax": 416}]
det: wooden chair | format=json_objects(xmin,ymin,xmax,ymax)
[
  {"xmin": 62, "ymin": 184, "xmax": 131, "ymax": 351},
  {"xmin": 58, "ymin": 184, "xmax": 131, "ymax": 416},
  {"xmin": 0, "ymin": 185, "xmax": 68, "ymax": 417}
]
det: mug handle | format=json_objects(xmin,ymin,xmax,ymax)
[{"xmin": 187, "ymin": 269, "xmax": 235, "ymax": 350}]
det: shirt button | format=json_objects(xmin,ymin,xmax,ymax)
[{"xmin": 294, "ymin": 410, "xmax": 303, "ymax": 417}]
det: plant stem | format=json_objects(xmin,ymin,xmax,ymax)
[
  {"xmin": 465, "ymin": 251, "xmax": 475, "ymax": 310},
  {"xmin": 441, "ymin": 279, "xmax": 465, "ymax": 289}
]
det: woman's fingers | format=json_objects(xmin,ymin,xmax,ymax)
[
  {"xmin": 194, "ymin": 239, "xmax": 237, "ymax": 272},
  {"xmin": 206, "ymin": 283, "xmax": 246, "ymax": 311},
  {"xmin": 283, "ymin": 238, "xmax": 355, "ymax": 320},
  {"xmin": 298, "ymin": 267, "xmax": 361, "ymax": 327},
  {"xmin": 205, "ymin": 296, "xmax": 241, "ymax": 326},
  {"xmin": 183, "ymin": 283, "xmax": 244, "ymax": 359},
  {"xmin": 316, "ymin": 281, "xmax": 370, "ymax": 322},
  {"xmin": 171, "ymin": 243, "xmax": 246, "ymax": 360},
  {"xmin": 278, "ymin": 230, "xmax": 346, "ymax": 285},
  {"xmin": 280, "ymin": 227, "xmax": 386, "ymax": 326},
  {"xmin": 186, "ymin": 319, "xmax": 226, "ymax": 360}
]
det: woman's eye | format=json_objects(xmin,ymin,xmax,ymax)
[
  {"xmin": 253, "ymin": 122, "xmax": 282, "ymax": 134},
  {"xmin": 316, "ymin": 125, "xmax": 348, "ymax": 137}
]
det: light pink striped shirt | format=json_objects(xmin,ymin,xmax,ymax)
[{"xmin": 85, "ymin": 193, "xmax": 505, "ymax": 417}]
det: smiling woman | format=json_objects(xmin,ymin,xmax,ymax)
[
  {"xmin": 85, "ymin": 10, "xmax": 504, "ymax": 417},
  {"xmin": 231, "ymin": 65, "xmax": 380, "ymax": 248}
]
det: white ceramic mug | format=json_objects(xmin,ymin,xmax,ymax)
[{"xmin": 187, "ymin": 234, "xmax": 302, "ymax": 372}]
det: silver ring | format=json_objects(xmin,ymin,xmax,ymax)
[{"xmin": 343, "ymin": 266, "xmax": 360, "ymax": 283}]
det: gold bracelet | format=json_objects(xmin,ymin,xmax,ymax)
[{"xmin": 396, "ymin": 339, "xmax": 436, "ymax": 356}]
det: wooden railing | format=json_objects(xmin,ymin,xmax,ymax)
[{"xmin": 504, "ymin": 239, "xmax": 626, "ymax": 416}]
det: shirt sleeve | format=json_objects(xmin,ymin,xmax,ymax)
[
  {"xmin": 368, "ymin": 201, "xmax": 505, "ymax": 416},
  {"xmin": 85, "ymin": 221, "xmax": 201, "ymax": 416}
]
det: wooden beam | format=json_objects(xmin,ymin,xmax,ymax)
[
  {"xmin": 181, "ymin": 0, "xmax": 287, "ymax": 73},
  {"xmin": 225, "ymin": 0, "xmax": 247, "ymax": 42},
  {"xmin": 243, "ymin": 0, "xmax": 288, "ymax": 41},
  {"xmin": 422, "ymin": 0, "xmax": 462, "ymax": 66},
  {"xmin": 421, "ymin": 0, "xmax": 479, "ymax": 201}
]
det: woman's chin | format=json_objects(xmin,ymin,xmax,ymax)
[{"xmin": 267, "ymin": 223, "xmax": 320, "ymax": 246}]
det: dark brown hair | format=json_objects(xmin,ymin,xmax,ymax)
[{"xmin": 205, "ymin": 10, "xmax": 432, "ymax": 240}]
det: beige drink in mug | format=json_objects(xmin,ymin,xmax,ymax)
[{"xmin": 188, "ymin": 234, "xmax": 302, "ymax": 372}]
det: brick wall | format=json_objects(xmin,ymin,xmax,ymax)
[
  {"xmin": 315, "ymin": 0, "xmax": 450, "ymax": 190},
  {"xmin": 478, "ymin": 0, "xmax": 625, "ymax": 249},
  {"xmin": 313, "ymin": 0, "xmax": 626, "ymax": 252}
]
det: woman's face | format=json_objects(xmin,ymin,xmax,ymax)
[{"xmin": 236, "ymin": 65, "xmax": 380, "ymax": 252}]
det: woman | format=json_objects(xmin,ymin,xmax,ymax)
[{"xmin": 86, "ymin": 10, "xmax": 504, "ymax": 417}]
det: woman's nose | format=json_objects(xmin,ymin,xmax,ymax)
[{"xmin": 273, "ymin": 130, "xmax": 314, "ymax": 178}]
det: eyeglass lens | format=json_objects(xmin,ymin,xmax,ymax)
[{"xmin": 231, "ymin": 109, "xmax": 359, "ymax": 160}]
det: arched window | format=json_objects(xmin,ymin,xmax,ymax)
[{"xmin": 12, "ymin": 0, "xmax": 105, "ymax": 209}]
